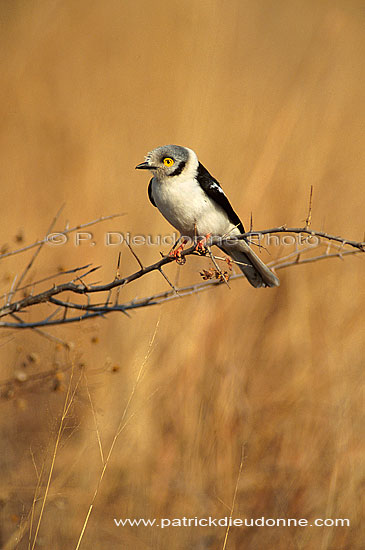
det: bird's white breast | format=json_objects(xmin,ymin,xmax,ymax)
[{"xmin": 151, "ymin": 177, "xmax": 232, "ymax": 238}]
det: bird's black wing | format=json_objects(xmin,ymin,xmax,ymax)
[
  {"xmin": 148, "ymin": 179, "xmax": 157, "ymax": 207},
  {"xmin": 196, "ymin": 163, "xmax": 245, "ymax": 233}
]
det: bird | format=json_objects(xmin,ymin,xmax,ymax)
[{"xmin": 135, "ymin": 145, "xmax": 279, "ymax": 288}]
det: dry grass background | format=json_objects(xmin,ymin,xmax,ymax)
[{"xmin": 0, "ymin": 0, "xmax": 364, "ymax": 548}]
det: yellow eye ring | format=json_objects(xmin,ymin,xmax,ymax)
[{"xmin": 163, "ymin": 157, "xmax": 174, "ymax": 167}]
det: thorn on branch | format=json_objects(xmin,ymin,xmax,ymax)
[
  {"xmin": 158, "ymin": 268, "xmax": 180, "ymax": 296},
  {"xmin": 115, "ymin": 252, "xmax": 122, "ymax": 278},
  {"xmin": 305, "ymin": 185, "xmax": 314, "ymax": 230},
  {"xmin": 126, "ymin": 241, "xmax": 144, "ymax": 269}
]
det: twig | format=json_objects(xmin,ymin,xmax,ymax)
[
  {"xmin": 274, "ymin": 248, "xmax": 359, "ymax": 269},
  {"xmin": 222, "ymin": 445, "xmax": 245, "ymax": 550},
  {"xmin": 114, "ymin": 252, "xmax": 123, "ymax": 305},
  {"xmin": 5, "ymin": 274, "xmax": 18, "ymax": 307},
  {"xmin": 158, "ymin": 268, "xmax": 179, "ymax": 295},
  {"xmin": 126, "ymin": 241, "xmax": 144, "ymax": 269},
  {"xmin": 0, "ymin": 264, "xmax": 92, "ymax": 302},
  {"xmin": 11, "ymin": 204, "xmax": 65, "ymax": 302},
  {"xmin": 10, "ymin": 313, "xmax": 70, "ymax": 347},
  {"xmin": 239, "ymin": 226, "xmax": 364, "ymax": 250},
  {"xmin": 0, "ymin": 213, "xmax": 124, "ymax": 260}
]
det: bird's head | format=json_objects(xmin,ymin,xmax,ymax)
[{"xmin": 135, "ymin": 145, "xmax": 196, "ymax": 180}]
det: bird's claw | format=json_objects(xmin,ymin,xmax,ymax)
[
  {"xmin": 195, "ymin": 234, "xmax": 211, "ymax": 255},
  {"xmin": 169, "ymin": 242, "xmax": 186, "ymax": 265}
]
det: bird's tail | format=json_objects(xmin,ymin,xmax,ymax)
[{"xmin": 220, "ymin": 241, "xmax": 280, "ymax": 288}]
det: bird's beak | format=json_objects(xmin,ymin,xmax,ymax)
[{"xmin": 135, "ymin": 161, "xmax": 153, "ymax": 170}]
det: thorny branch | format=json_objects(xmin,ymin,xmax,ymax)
[{"xmin": 0, "ymin": 214, "xmax": 363, "ymax": 330}]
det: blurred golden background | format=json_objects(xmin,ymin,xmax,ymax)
[{"xmin": 0, "ymin": 0, "xmax": 364, "ymax": 548}]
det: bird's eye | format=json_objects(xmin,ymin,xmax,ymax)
[{"xmin": 163, "ymin": 157, "xmax": 174, "ymax": 167}]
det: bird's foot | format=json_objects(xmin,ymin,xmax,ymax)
[
  {"xmin": 169, "ymin": 240, "xmax": 187, "ymax": 265},
  {"xmin": 195, "ymin": 234, "xmax": 211, "ymax": 255}
]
